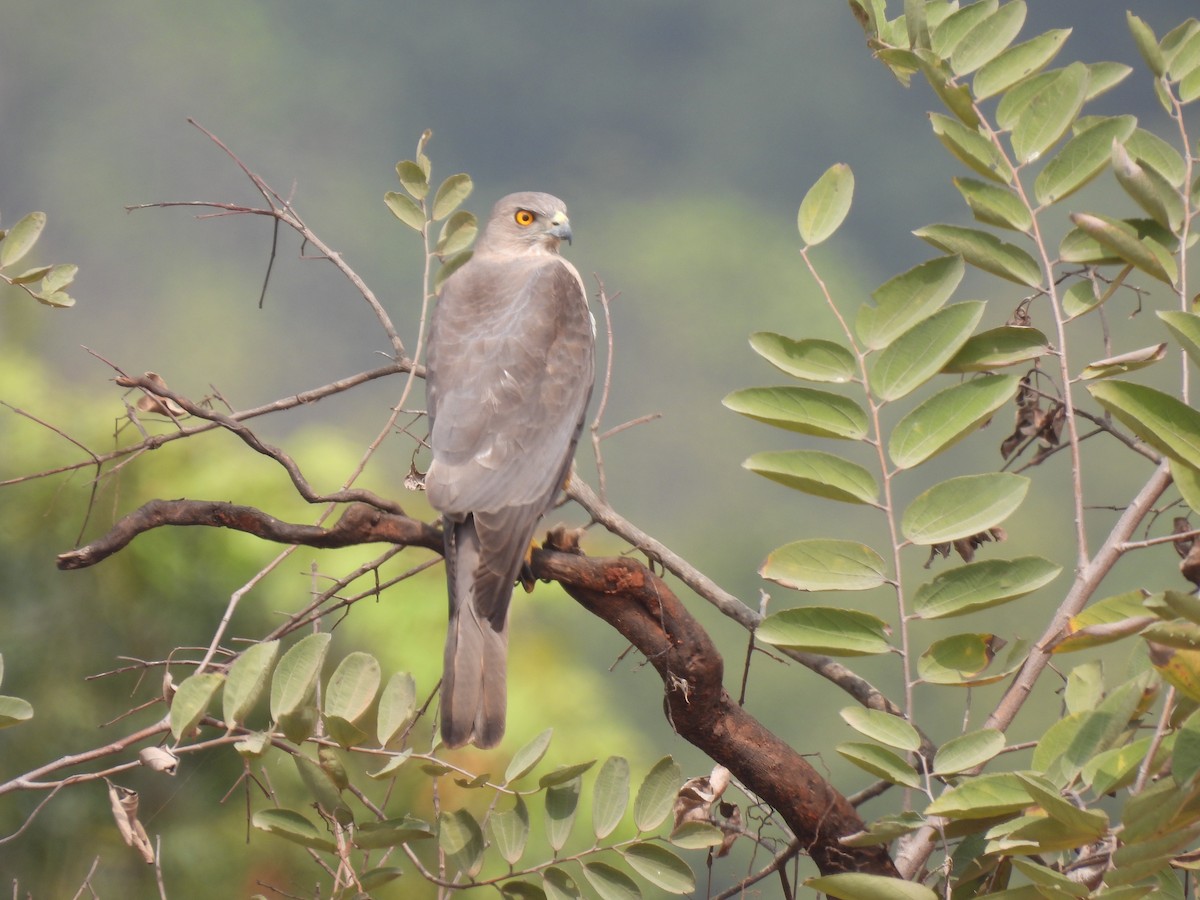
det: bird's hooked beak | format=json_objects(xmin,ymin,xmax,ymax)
[{"xmin": 547, "ymin": 211, "xmax": 573, "ymax": 245}]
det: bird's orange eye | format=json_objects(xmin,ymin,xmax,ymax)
[{"xmin": 514, "ymin": 209, "xmax": 536, "ymax": 227}]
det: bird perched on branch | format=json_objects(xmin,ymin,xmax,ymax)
[{"xmin": 424, "ymin": 192, "xmax": 595, "ymax": 748}]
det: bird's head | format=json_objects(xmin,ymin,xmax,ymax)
[{"xmin": 479, "ymin": 192, "xmax": 573, "ymax": 255}]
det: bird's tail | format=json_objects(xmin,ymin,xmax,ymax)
[{"xmin": 440, "ymin": 512, "xmax": 532, "ymax": 748}]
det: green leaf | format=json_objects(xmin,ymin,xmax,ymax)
[
  {"xmin": 539, "ymin": 760, "xmax": 596, "ymax": 788},
  {"xmin": 1080, "ymin": 343, "xmax": 1168, "ymax": 380},
  {"xmin": 722, "ymin": 386, "xmax": 868, "ymax": 440},
  {"xmin": 913, "ymin": 556, "xmax": 1061, "ymax": 619},
  {"xmin": 440, "ymin": 809, "xmax": 485, "ymax": 877},
  {"xmin": 593, "ymin": 756, "xmax": 630, "ymax": 839},
  {"xmin": 501, "ymin": 881, "xmax": 548, "ymax": 900},
  {"xmin": 901, "ymin": 473, "xmax": 1030, "ymax": 544},
  {"xmin": 1158, "ymin": 310, "xmax": 1200, "ymax": 370},
  {"xmin": 953, "ymin": 178, "xmax": 1032, "ymax": 231},
  {"xmin": 889, "ymin": 374, "xmax": 1021, "ymax": 469},
  {"xmin": 545, "ymin": 776, "xmax": 581, "ymax": 852},
  {"xmin": 222, "ymin": 640, "xmax": 280, "ymax": 730},
  {"xmin": 926, "ymin": 772, "xmax": 1035, "ymax": 819},
  {"xmin": 839, "ymin": 707, "xmax": 921, "ymax": 751},
  {"xmin": 918, "ymin": 633, "xmax": 1028, "ymax": 685},
  {"xmin": 1081, "ymin": 736, "xmax": 1162, "ymax": 796},
  {"xmin": 1127, "ymin": 11, "xmax": 1164, "ymax": 76},
  {"xmin": 914, "ymin": 49, "xmax": 980, "ymax": 127},
  {"xmin": 0, "ymin": 212, "xmax": 46, "ymax": 269},
  {"xmin": 1113, "ymin": 139, "xmax": 1185, "ymax": 229},
  {"xmin": 1011, "ymin": 62, "xmax": 1088, "ymax": 163},
  {"xmin": 743, "ymin": 450, "xmax": 879, "ymax": 505},
  {"xmin": 543, "ymin": 867, "xmax": 584, "ymax": 900},
  {"xmin": 871, "ymin": 301, "xmax": 985, "ymax": 401},
  {"xmin": 384, "ymin": 190, "xmax": 425, "ymax": 231},
  {"xmin": 944, "ymin": 326, "xmax": 1048, "ymax": 372},
  {"xmin": 436, "ymin": 210, "xmax": 479, "ymax": 256},
  {"xmin": 396, "ymin": 159, "xmax": 429, "ymax": 200},
  {"xmin": 1053, "ymin": 589, "xmax": 1152, "ymax": 653},
  {"xmin": 933, "ymin": 728, "xmax": 1006, "ymax": 776},
  {"xmin": 798, "ymin": 163, "xmax": 854, "ymax": 246},
  {"xmin": 506, "ymin": 728, "xmax": 553, "ymax": 784},
  {"xmin": 1126, "ymin": 128, "xmax": 1187, "ymax": 186},
  {"xmin": 808, "ymin": 873, "xmax": 938, "ymax": 900},
  {"xmin": 353, "ymin": 814, "xmax": 434, "ymax": 849},
  {"xmin": 1175, "ymin": 458, "xmax": 1200, "ymax": 515},
  {"xmin": 1034, "ymin": 115, "xmax": 1138, "ymax": 204},
  {"xmin": 837, "ymin": 742, "xmax": 921, "ymax": 788},
  {"xmin": 633, "ymin": 756, "xmax": 683, "ymax": 832},
  {"xmin": 914, "ymin": 224, "xmax": 1042, "ymax": 286},
  {"xmin": 0, "ymin": 696, "xmax": 33, "ymax": 728},
  {"xmin": 431, "ymin": 173, "xmax": 473, "ymax": 221},
  {"xmin": 33, "ymin": 290, "xmax": 74, "ymax": 309},
  {"xmin": 930, "ymin": 0, "xmax": 998, "ymax": 58},
  {"xmin": 1061, "ymin": 279, "xmax": 1106, "ymax": 319},
  {"xmin": 376, "ymin": 671, "xmax": 416, "ymax": 746},
  {"xmin": 756, "ymin": 607, "xmax": 891, "ymax": 656},
  {"xmin": 929, "ymin": 114, "xmax": 1012, "ymax": 184},
  {"xmin": 949, "ymin": 1, "xmax": 1026, "ymax": 75},
  {"xmin": 324, "ymin": 651, "xmax": 381, "ymax": 727},
  {"xmin": 668, "ymin": 821, "xmax": 726, "ymax": 849},
  {"xmin": 489, "ymin": 796, "xmax": 530, "ymax": 865},
  {"xmin": 1169, "ymin": 24, "xmax": 1200, "ymax": 80},
  {"xmin": 581, "ymin": 862, "xmax": 641, "ymax": 900},
  {"xmin": 996, "ymin": 69, "xmax": 1056, "ymax": 131},
  {"xmin": 749, "ymin": 332, "xmax": 856, "ymax": 383},
  {"xmin": 8, "ymin": 265, "xmax": 50, "ymax": 285},
  {"xmin": 973, "ymin": 29, "xmax": 1071, "ymax": 100},
  {"xmin": 293, "ymin": 753, "xmax": 349, "ymax": 820},
  {"xmin": 1068, "ymin": 213, "xmax": 1176, "ymax": 285},
  {"xmin": 170, "ymin": 672, "xmax": 224, "ymax": 741},
  {"xmin": 621, "ymin": 843, "xmax": 695, "ymax": 894},
  {"xmin": 434, "ymin": 249, "xmax": 473, "ymax": 293},
  {"xmin": 40, "ymin": 263, "xmax": 77, "ymax": 294},
  {"xmin": 270, "ymin": 633, "xmax": 331, "ymax": 721},
  {"xmin": 1174, "ymin": 709, "xmax": 1200, "ymax": 784},
  {"xmin": 1089, "ymin": 380, "xmax": 1200, "ymax": 469},
  {"xmin": 857, "ymin": 255, "xmax": 965, "ymax": 350},
  {"xmin": 760, "ymin": 539, "xmax": 886, "ymax": 591},
  {"xmin": 252, "ymin": 808, "xmax": 337, "ymax": 852}
]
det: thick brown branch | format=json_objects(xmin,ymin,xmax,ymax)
[
  {"xmin": 532, "ymin": 538, "xmax": 898, "ymax": 878},
  {"xmin": 56, "ymin": 500, "xmax": 441, "ymax": 570}
]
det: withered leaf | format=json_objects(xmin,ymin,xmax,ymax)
[{"xmin": 106, "ymin": 780, "xmax": 154, "ymax": 864}]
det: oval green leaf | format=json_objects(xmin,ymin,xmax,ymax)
[
  {"xmin": 431, "ymin": 173, "xmax": 473, "ymax": 221},
  {"xmin": 858, "ymin": 254, "xmax": 964, "ymax": 350},
  {"xmin": 634, "ymin": 756, "xmax": 683, "ymax": 832},
  {"xmin": 252, "ymin": 808, "xmax": 337, "ymax": 852},
  {"xmin": 929, "ymin": 113, "xmax": 1013, "ymax": 184},
  {"xmin": 871, "ymin": 301, "xmax": 985, "ymax": 401},
  {"xmin": 1089, "ymin": 380, "xmax": 1200, "ymax": 469},
  {"xmin": 384, "ymin": 190, "xmax": 425, "ymax": 231},
  {"xmin": 621, "ymin": 843, "xmax": 695, "ymax": 894},
  {"xmin": 1127, "ymin": 11, "xmax": 1164, "ymax": 76},
  {"xmin": 949, "ymin": 0, "xmax": 1026, "ymax": 76},
  {"xmin": 170, "ymin": 672, "xmax": 224, "ymax": 741},
  {"xmin": 889, "ymin": 374, "xmax": 1020, "ymax": 469},
  {"xmin": 743, "ymin": 450, "xmax": 879, "ymax": 505},
  {"xmin": 270, "ymin": 632, "xmax": 331, "ymax": 721},
  {"xmin": 440, "ymin": 809, "xmax": 485, "ymax": 877},
  {"xmin": 749, "ymin": 332, "xmax": 856, "ymax": 383},
  {"xmin": 489, "ymin": 796, "xmax": 530, "ymax": 865},
  {"xmin": 506, "ymin": 727, "xmax": 553, "ymax": 784},
  {"xmin": 581, "ymin": 862, "xmax": 641, "ymax": 900},
  {"xmin": 943, "ymin": 326, "xmax": 1049, "ymax": 372},
  {"xmin": 1068, "ymin": 213, "xmax": 1176, "ymax": 285},
  {"xmin": 798, "ymin": 163, "xmax": 854, "ymax": 246},
  {"xmin": 973, "ymin": 29, "xmax": 1071, "ymax": 100},
  {"xmin": 223, "ymin": 639, "xmax": 280, "ymax": 730},
  {"xmin": 0, "ymin": 212, "xmax": 47, "ymax": 269},
  {"xmin": 1080, "ymin": 343, "xmax": 1167, "ymax": 380},
  {"xmin": 839, "ymin": 706, "xmax": 921, "ymax": 752},
  {"xmin": 0, "ymin": 696, "xmax": 33, "ymax": 728},
  {"xmin": 324, "ymin": 651, "xmax": 381, "ymax": 725},
  {"xmin": 1158, "ymin": 310, "xmax": 1200, "ymax": 369},
  {"xmin": 953, "ymin": 177, "xmax": 1032, "ymax": 232},
  {"xmin": 593, "ymin": 756, "xmax": 630, "ymax": 840},
  {"xmin": 437, "ymin": 210, "xmax": 478, "ymax": 256},
  {"xmin": 545, "ymin": 776, "xmax": 581, "ymax": 852},
  {"xmin": 760, "ymin": 539, "xmax": 886, "ymax": 591},
  {"xmin": 914, "ymin": 224, "xmax": 1042, "ymax": 286},
  {"xmin": 932, "ymin": 728, "xmax": 1006, "ymax": 775},
  {"xmin": 1034, "ymin": 114, "xmax": 1138, "ymax": 205},
  {"xmin": 543, "ymin": 867, "xmax": 584, "ymax": 900},
  {"xmin": 931, "ymin": 0, "xmax": 998, "ymax": 58},
  {"xmin": 1112, "ymin": 140, "xmax": 1184, "ymax": 230},
  {"xmin": 756, "ymin": 607, "xmax": 891, "ymax": 656},
  {"xmin": 1127, "ymin": 127, "xmax": 1187, "ymax": 186},
  {"xmin": 354, "ymin": 815, "xmax": 433, "ymax": 850},
  {"xmin": 913, "ymin": 556, "xmax": 1062, "ymax": 619},
  {"xmin": 836, "ymin": 741, "xmax": 921, "ymax": 788},
  {"xmin": 722, "ymin": 386, "xmax": 868, "ymax": 440},
  {"xmin": 1011, "ymin": 61, "xmax": 1088, "ymax": 164},
  {"xmin": 539, "ymin": 760, "xmax": 597, "ymax": 788},
  {"xmin": 926, "ymin": 771, "xmax": 1035, "ymax": 819},
  {"xmin": 808, "ymin": 872, "xmax": 938, "ymax": 900},
  {"xmin": 901, "ymin": 472, "xmax": 1030, "ymax": 544},
  {"xmin": 668, "ymin": 821, "xmax": 726, "ymax": 849},
  {"xmin": 918, "ymin": 633, "xmax": 1006, "ymax": 685},
  {"xmin": 376, "ymin": 671, "xmax": 416, "ymax": 746},
  {"xmin": 434, "ymin": 249, "xmax": 474, "ymax": 293}
]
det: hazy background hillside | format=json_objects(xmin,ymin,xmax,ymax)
[{"xmin": 1, "ymin": 1, "xmax": 1195, "ymax": 894}]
